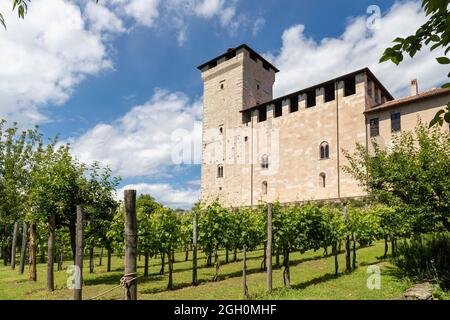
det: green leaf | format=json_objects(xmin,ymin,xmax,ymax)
[
  {"xmin": 0, "ymin": 13, "xmax": 5, "ymax": 30},
  {"xmin": 429, "ymin": 109, "xmax": 445, "ymax": 128},
  {"xmin": 436, "ymin": 57, "xmax": 450, "ymax": 64},
  {"xmin": 442, "ymin": 83, "xmax": 450, "ymax": 89}
]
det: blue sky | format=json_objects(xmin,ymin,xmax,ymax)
[{"xmin": 0, "ymin": 0, "xmax": 447, "ymax": 208}]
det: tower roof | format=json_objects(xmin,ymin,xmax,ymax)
[{"xmin": 197, "ymin": 44, "xmax": 280, "ymax": 73}]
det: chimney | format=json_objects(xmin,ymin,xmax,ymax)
[{"xmin": 410, "ymin": 79, "xmax": 418, "ymax": 96}]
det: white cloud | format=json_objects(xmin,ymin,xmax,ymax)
[
  {"xmin": 70, "ymin": 89, "xmax": 202, "ymax": 178},
  {"xmin": 117, "ymin": 183, "xmax": 199, "ymax": 209},
  {"xmin": 122, "ymin": 0, "xmax": 161, "ymax": 27},
  {"xmin": 252, "ymin": 17, "xmax": 265, "ymax": 37},
  {"xmin": 267, "ymin": 1, "xmax": 447, "ymax": 98},
  {"xmin": 0, "ymin": 0, "xmax": 112, "ymax": 126},
  {"xmin": 84, "ymin": 1, "xmax": 125, "ymax": 34}
]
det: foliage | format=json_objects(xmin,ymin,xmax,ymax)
[
  {"xmin": 380, "ymin": 0, "xmax": 450, "ymax": 127},
  {"xmin": 344, "ymin": 123, "xmax": 450, "ymax": 232},
  {"xmin": 394, "ymin": 233, "xmax": 450, "ymax": 289}
]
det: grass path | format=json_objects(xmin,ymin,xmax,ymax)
[{"xmin": 0, "ymin": 240, "xmax": 409, "ymax": 300}]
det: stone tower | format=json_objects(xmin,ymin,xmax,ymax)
[{"xmin": 198, "ymin": 45, "xmax": 278, "ymax": 205}]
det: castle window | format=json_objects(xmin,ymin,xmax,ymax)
[
  {"xmin": 258, "ymin": 106, "xmax": 267, "ymax": 122},
  {"xmin": 320, "ymin": 142, "xmax": 330, "ymax": 160},
  {"xmin": 324, "ymin": 83, "xmax": 335, "ymax": 102},
  {"xmin": 306, "ymin": 91, "xmax": 316, "ymax": 108},
  {"xmin": 274, "ymin": 101, "xmax": 282, "ymax": 118},
  {"xmin": 219, "ymin": 127, "xmax": 223, "ymax": 134},
  {"xmin": 344, "ymin": 76, "xmax": 356, "ymax": 96},
  {"xmin": 257, "ymin": 84, "xmax": 260, "ymax": 90},
  {"xmin": 262, "ymin": 181, "xmax": 268, "ymax": 195},
  {"xmin": 370, "ymin": 118, "xmax": 379, "ymax": 137},
  {"xmin": 290, "ymin": 95, "xmax": 298, "ymax": 113},
  {"xmin": 217, "ymin": 165, "xmax": 224, "ymax": 178},
  {"xmin": 367, "ymin": 79, "xmax": 373, "ymax": 97},
  {"xmin": 220, "ymin": 83, "xmax": 224, "ymax": 90},
  {"xmin": 319, "ymin": 173, "xmax": 326, "ymax": 188},
  {"xmin": 391, "ymin": 113, "xmax": 401, "ymax": 132},
  {"xmin": 261, "ymin": 154, "xmax": 269, "ymax": 169}
]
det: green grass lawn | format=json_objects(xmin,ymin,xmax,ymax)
[{"xmin": 0, "ymin": 240, "xmax": 410, "ymax": 300}]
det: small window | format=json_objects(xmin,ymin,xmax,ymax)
[
  {"xmin": 258, "ymin": 107, "xmax": 267, "ymax": 122},
  {"xmin": 391, "ymin": 113, "xmax": 401, "ymax": 132},
  {"xmin": 244, "ymin": 136, "xmax": 248, "ymax": 142},
  {"xmin": 262, "ymin": 181, "xmax": 268, "ymax": 195},
  {"xmin": 324, "ymin": 83, "xmax": 335, "ymax": 102},
  {"xmin": 220, "ymin": 83, "xmax": 224, "ymax": 90},
  {"xmin": 319, "ymin": 173, "xmax": 326, "ymax": 188},
  {"xmin": 367, "ymin": 79, "xmax": 373, "ymax": 97},
  {"xmin": 290, "ymin": 95, "xmax": 298, "ymax": 113},
  {"xmin": 274, "ymin": 101, "xmax": 282, "ymax": 118},
  {"xmin": 257, "ymin": 84, "xmax": 260, "ymax": 90},
  {"xmin": 219, "ymin": 127, "xmax": 223, "ymax": 134},
  {"xmin": 261, "ymin": 154, "xmax": 269, "ymax": 169},
  {"xmin": 344, "ymin": 77, "xmax": 356, "ymax": 96},
  {"xmin": 217, "ymin": 165, "xmax": 224, "ymax": 178},
  {"xmin": 370, "ymin": 118, "xmax": 379, "ymax": 137},
  {"xmin": 320, "ymin": 142, "xmax": 330, "ymax": 160},
  {"xmin": 306, "ymin": 91, "xmax": 316, "ymax": 108}
]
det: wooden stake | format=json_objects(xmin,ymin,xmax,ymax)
[
  {"xmin": 266, "ymin": 203, "xmax": 273, "ymax": 294},
  {"xmin": 11, "ymin": 221, "xmax": 18, "ymax": 270},
  {"xmin": 19, "ymin": 221, "xmax": 27, "ymax": 274},
  {"xmin": 192, "ymin": 209, "xmax": 198, "ymax": 286},
  {"xmin": 344, "ymin": 206, "xmax": 351, "ymax": 272},
  {"xmin": 47, "ymin": 214, "xmax": 55, "ymax": 291},
  {"xmin": 28, "ymin": 223, "xmax": 37, "ymax": 281},
  {"xmin": 74, "ymin": 205, "xmax": 84, "ymax": 300},
  {"xmin": 124, "ymin": 190, "xmax": 137, "ymax": 300}
]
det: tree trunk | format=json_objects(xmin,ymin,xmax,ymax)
[
  {"xmin": 213, "ymin": 250, "xmax": 220, "ymax": 282},
  {"xmin": 167, "ymin": 249, "xmax": 174, "ymax": 290},
  {"xmin": 345, "ymin": 234, "xmax": 351, "ymax": 272},
  {"xmin": 160, "ymin": 252, "xmax": 165, "ymax": 275},
  {"xmin": 11, "ymin": 222, "xmax": 19, "ymax": 270},
  {"xmin": 124, "ymin": 189, "xmax": 138, "ymax": 300},
  {"xmin": 207, "ymin": 253, "xmax": 212, "ymax": 267},
  {"xmin": 99, "ymin": 248, "xmax": 103, "ymax": 266},
  {"xmin": 29, "ymin": 223, "xmax": 37, "ymax": 282},
  {"xmin": 391, "ymin": 238, "xmax": 396, "ymax": 258},
  {"xmin": 333, "ymin": 243, "xmax": 339, "ymax": 276},
  {"xmin": 69, "ymin": 219, "xmax": 76, "ymax": 264},
  {"xmin": 107, "ymin": 249, "xmax": 112, "ymax": 272},
  {"xmin": 172, "ymin": 249, "xmax": 175, "ymax": 264},
  {"xmin": 47, "ymin": 214, "xmax": 56, "ymax": 292},
  {"xmin": 225, "ymin": 248, "xmax": 229, "ymax": 264},
  {"xmin": 352, "ymin": 234, "xmax": 357, "ymax": 270},
  {"xmin": 275, "ymin": 251, "xmax": 280, "ymax": 269},
  {"xmin": 19, "ymin": 221, "xmax": 28, "ymax": 274},
  {"xmin": 323, "ymin": 246, "xmax": 328, "ymax": 256},
  {"xmin": 261, "ymin": 242, "xmax": 267, "ymax": 271},
  {"xmin": 192, "ymin": 209, "xmax": 198, "ymax": 286},
  {"xmin": 89, "ymin": 247, "xmax": 94, "ymax": 273},
  {"xmin": 74, "ymin": 205, "xmax": 84, "ymax": 300},
  {"xmin": 283, "ymin": 249, "xmax": 290, "ymax": 288},
  {"xmin": 185, "ymin": 249, "xmax": 189, "ymax": 262},
  {"xmin": 233, "ymin": 248, "xmax": 237, "ymax": 262},
  {"xmin": 384, "ymin": 236, "xmax": 389, "ymax": 258},
  {"xmin": 242, "ymin": 245, "xmax": 249, "ymax": 299},
  {"xmin": 144, "ymin": 253, "xmax": 149, "ymax": 277},
  {"xmin": 266, "ymin": 202, "xmax": 273, "ymax": 293},
  {"xmin": 58, "ymin": 253, "xmax": 63, "ymax": 271}
]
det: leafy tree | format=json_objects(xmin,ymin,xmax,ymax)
[
  {"xmin": 321, "ymin": 206, "xmax": 346, "ymax": 275},
  {"xmin": 380, "ymin": 0, "xmax": 450, "ymax": 127},
  {"xmin": 344, "ymin": 123, "xmax": 450, "ymax": 233}
]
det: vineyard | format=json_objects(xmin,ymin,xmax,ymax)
[{"xmin": 0, "ymin": 121, "xmax": 449, "ymax": 300}]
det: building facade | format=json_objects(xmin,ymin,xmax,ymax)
[{"xmin": 198, "ymin": 44, "xmax": 450, "ymax": 207}]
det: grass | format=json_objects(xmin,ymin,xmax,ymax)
[{"xmin": 0, "ymin": 240, "xmax": 410, "ymax": 300}]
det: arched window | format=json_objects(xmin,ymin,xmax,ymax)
[
  {"xmin": 261, "ymin": 154, "xmax": 269, "ymax": 169},
  {"xmin": 262, "ymin": 181, "xmax": 268, "ymax": 195},
  {"xmin": 320, "ymin": 142, "xmax": 330, "ymax": 160},
  {"xmin": 319, "ymin": 172, "xmax": 326, "ymax": 188},
  {"xmin": 217, "ymin": 165, "xmax": 224, "ymax": 178}
]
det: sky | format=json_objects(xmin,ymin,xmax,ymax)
[{"xmin": 0, "ymin": 0, "xmax": 447, "ymax": 209}]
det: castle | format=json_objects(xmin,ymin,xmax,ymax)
[{"xmin": 198, "ymin": 44, "xmax": 450, "ymax": 207}]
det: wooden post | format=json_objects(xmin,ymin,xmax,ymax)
[
  {"xmin": 47, "ymin": 214, "xmax": 55, "ymax": 291},
  {"xmin": 266, "ymin": 203, "xmax": 273, "ymax": 294},
  {"xmin": 11, "ymin": 221, "xmax": 19, "ymax": 270},
  {"xmin": 19, "ymin": 221, "xmax": 27, "ymax": 274},
  {"xmin": 192, "ymin": 209, "xmax": 198, "ymax": 286},
  {"xmin": 243, "ymin": 245, "xmax": 249, "ymax": 299},
  {"xmin": 124, "ymin": 190, "xmax": 137, "ymax": 300},
  {"xmin": 344, "ymin": 206, "xmax": 351, "ymax": 272},
  {"xmin": 74, "ymin": 205, "xmax": 84, "ymax": 300},
  {"xmin": 29, "ymin": 223, "xmax": 37, "ymax": 281}
]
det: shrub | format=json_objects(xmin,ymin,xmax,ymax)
[{"xmin": 394, "ymin": 233, "xmax": 450, "ymax": 289}]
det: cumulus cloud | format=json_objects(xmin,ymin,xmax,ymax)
[
  {"xmin": 267, "ymin": 1, "xmax": 447, "ymax": 98},
  {"xmin": 0, "ymin": 0, "xmax": 112, "ymax": 126},
  {"xmin": 117, "ymin": 183, "xmax": 199, "ymax": 209},
  {"xmin": 84, "ymin": 1, "xmax": 125, "ymax": 34},
  {"xmin": 70, "ymin": 89, "xmax": 202, "ymax": 178}
]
